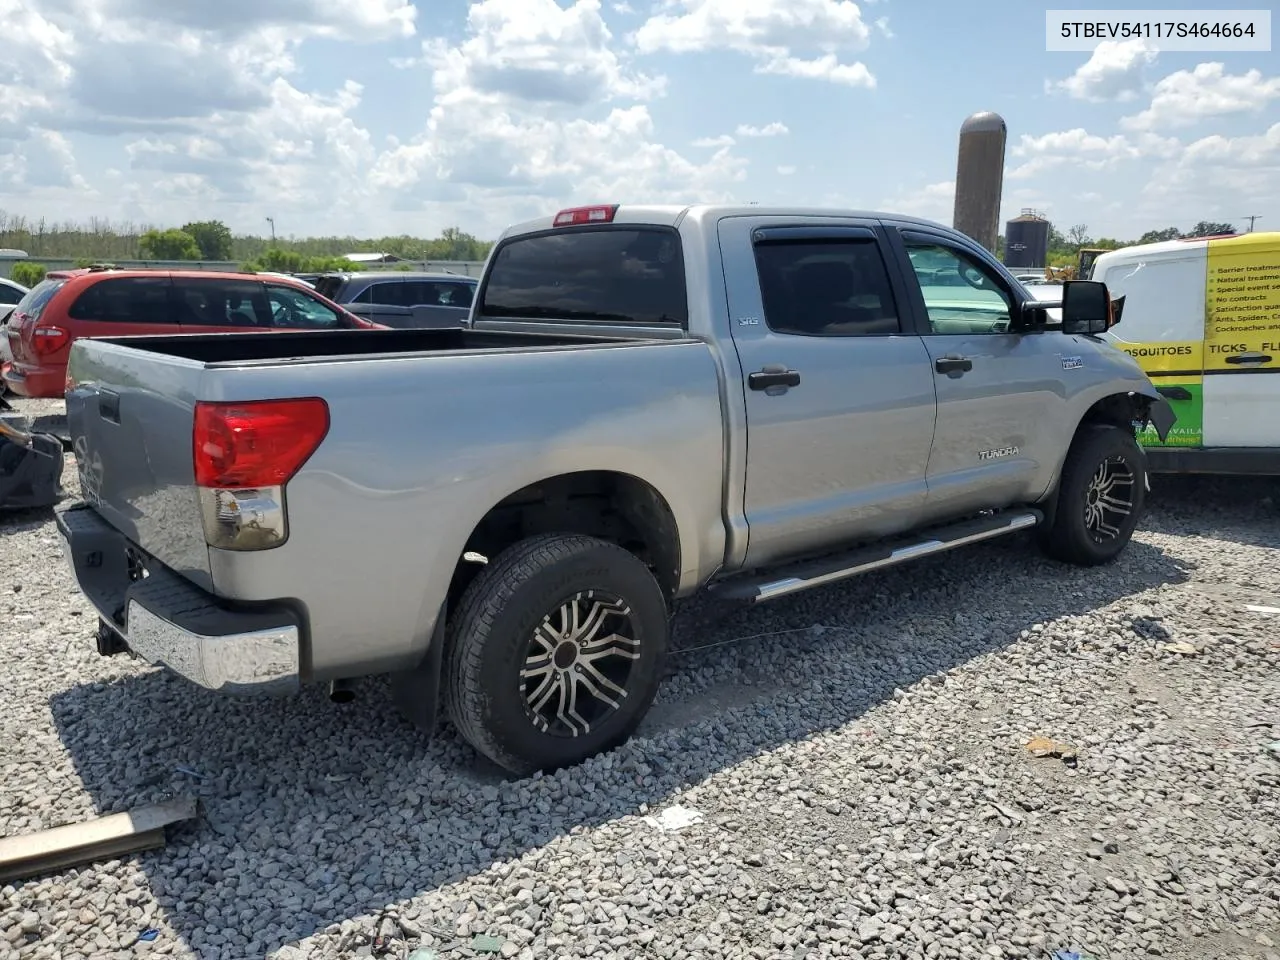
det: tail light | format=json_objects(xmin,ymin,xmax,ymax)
[
  {"xmin": 193, "ymin": 398, "xmax": 329, "ymax": 551},
  {"xmin": 31, "ymin": 326, "xmax": 70, "ymax": 356},
  {"xmin": 553, "ymin": 204, "xmax": 618, "ymax": 226}
]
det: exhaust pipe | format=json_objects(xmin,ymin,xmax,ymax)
[{"xmin": 328, "ymin": 678, "xmax": 357, "ymax": 704}]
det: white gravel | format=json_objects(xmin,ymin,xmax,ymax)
[{"xmin": 1, "ymin": 395, "xmax": 1278, "ymax": 960}]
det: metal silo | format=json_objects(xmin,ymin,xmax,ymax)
[
  {"xmin": 952, "ymin": 111, "xmax": 1006, "ymax": 253},
  {"xmin": 1003, "ymin": 209, "xmax": 1050, "ymax": 269}
]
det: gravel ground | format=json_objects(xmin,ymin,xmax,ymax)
[{"xmin": 1, "ymin": 396, "xmax": 1278, "ymax": 960}]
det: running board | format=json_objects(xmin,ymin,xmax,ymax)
[{"xmin": 708, "ymin": 509, "xmax": 1043, "ymax": 603}]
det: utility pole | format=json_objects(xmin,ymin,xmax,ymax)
[
  {"xmin": 1242, "ymin": 215, "xmax": 1261, "ymax": 233},
  {"xmin": 265, "ymin": 216, "xmax": 276, "ymax": 243}
]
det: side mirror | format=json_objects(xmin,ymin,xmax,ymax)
[{"xmin": 1061, "ymin": 280, "xmax": 1112, "ymax": 335}]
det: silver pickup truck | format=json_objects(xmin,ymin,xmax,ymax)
[{"xmin": 57, "ymin": 204, "xmax": 1174, "ymax": 776}]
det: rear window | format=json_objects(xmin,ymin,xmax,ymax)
[
  {"xmin": 12, "ymin": 278, "xmax": 67, "ymax": 322},
  {"xmin": 479, "ymin": 226, "xmax": 687, "ymax": 326},
  {"xmin": 313, "ymin": 276, "xmax": 346, "ymax": 302},
  {"xmin": 68, "ymin": 276, "xmax": 173, "ymax": 323}
]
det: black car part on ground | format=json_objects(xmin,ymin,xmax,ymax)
[{"xmin": 0, "ymin": 416, "xmax": 64, "ymax": 510}]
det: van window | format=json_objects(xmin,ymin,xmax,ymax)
[
  {"xmin": 479, "ymin": 226, "xmax": 687, "ymax": 327},
  {"xmin": 171, "ymin": 277, "xmax": 269, "ymax": 327},
  {"xmin": 1097, "ymin": 255, "xmax": 1204, "ymax": 344},
  {"xmin": 12, "ymin": 278, "xmax": 67, "ymax": 321},
  {"xmin": 68, "ymin": 277, "xmax": 172, "ymax": 323}
]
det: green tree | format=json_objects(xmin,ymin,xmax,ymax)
[
  {"xmin": 10, "ymin": 262, "xmax": 46, "ymax": 287},
  {"xmin": 181, "ymin": 220, "xmax": 234, "ymax": 260},
  {"xmin": 1138, "ymin": 226, "xmax": 1182, "ymax": 244},
  {"xmin": 1185, "ymin": 220, "xmax": 1236, "ymax": 238},
  {"xmin": 139, "ymin": 228, "xmax": 201, "ymax": 260}
]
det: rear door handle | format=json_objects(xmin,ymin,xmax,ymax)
[
  {"xmin": 1156, "ymin": 385, "xmax": 1193, "ymax": 401},
  {"xmin": 749, "ymin": 369, "xmax": 801, "ymax": 390},
  {"xmin": 934, "ymin": 356, "xmax": 973, "ymax": 375},
  {"xmin": 1224, "ymin": 352, "xmax": 1272, "ymax": 365}
]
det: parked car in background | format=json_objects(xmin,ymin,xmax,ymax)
[
  {"xmin": 313, "ymin": 271, "xmax": 477, "ymax": 329},
  {"xmin": 0, "ymin": 278, "xmax": 31, "ymax": 390},
  {"xmin": 3, "ymin": 268, "xmax": 383, "ymax": 399},
  {"xmin": 0, "ymin": 277, "xmax": 29, "ymax": 308}
]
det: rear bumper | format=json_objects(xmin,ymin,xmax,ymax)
[
  {"xmin": 55, "ymin": 502, "xmax": 303, "ymax": 696},
  {"xmin": 2, "ymin": 360, "xmax": 65, "ymax": 399}
]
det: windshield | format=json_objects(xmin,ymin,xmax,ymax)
[{"xmin": 479, "ymin": 226, "xmax": 688, "ymax": 326}]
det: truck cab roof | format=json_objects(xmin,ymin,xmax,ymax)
[{"xmin": 500, "ymin": 204, "xmax": 958, "ymax": 239}]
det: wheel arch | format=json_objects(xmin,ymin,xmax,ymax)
[
  {"xmin": 1040, "ymin": 389, "xmax": 1154, "ymax": 526},
  {"xmin": 445, "ymin": 469, "xmax": 686, "ymax": 614}
]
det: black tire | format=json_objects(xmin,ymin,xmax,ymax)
[
  {"xmin": 1039, "ymin": 424, "xmax": 1147, "ymax": 566},
  {"xmin": 444, "ymin": 533, "xmax": 669, "ymax": 776}
]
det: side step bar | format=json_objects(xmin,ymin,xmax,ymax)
[{"xmin": 708, "ymin": 509, "xmax": 1043, "ymax": 603}]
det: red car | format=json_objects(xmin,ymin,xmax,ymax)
[{"xmin": 2, "ymin": 268, "xmax": 383, "ymax": 399}]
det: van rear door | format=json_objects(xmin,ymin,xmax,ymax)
[{"xmin": 1200, "ymin": 233, "xmax": 1280, "ymax": 448}]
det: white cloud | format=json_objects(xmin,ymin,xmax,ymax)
[
  {"xmin": 1050, "ymin": 39, "xmax": 1156, "ymax": 102},
  {"xmin": 422, "ymin": 0, "xmax": 665, "ymax": 107},
  {"xmin": 777, "ymin": 165, "xmax": 796, "ymax": 175},
  {"xmin": 1008, "ymin": 128, "xmax": 1143, "ymax": 179},
  {"xmin": 693, "ymin": 134, "xmax": 736, "ymax": 147},
  {"xmin": 1121, "ymin": 62, "xmax": 1280, "ymax": 131},
  {"xmin": 369, "ymin": 0, "xmax": 746, "ymax": 235},
  {"xmin": 880, "ymin": 180, "xmax": 954, "ymax": 224},
  {"xmin": 736, "ymin": 122, "xmax": 789, "ymax": 137},
  {"xmin": 755, "ymin": 53, "xmax": 874, "ymax": 87},
  {"xmin": 633, "ymin": 0, "xmax": 876, "ymax": 87},
  {"xmin": 874, "ymin": 16, "xmax": 892, "ymax": 39}
]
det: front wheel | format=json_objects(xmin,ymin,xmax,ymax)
[
  {"xmin": 444, "ymin": 533, "xmax": 669, "ymax": 776},
  {"xmin": 1039, "ymin": 424, "xmax": 1147, "ymax": 566}
]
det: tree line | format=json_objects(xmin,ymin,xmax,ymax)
[
  {"xmin": 999, "ymin": 219, "xmax": 1241, "ymax": 267},
  {"xmin": 0, "ymin": 213, "xmax": 494, "ymax": 272}
]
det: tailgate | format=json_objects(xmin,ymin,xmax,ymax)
[{"xmin": 64, "ymin": 340, "xmax": 213, "ymax": 588}]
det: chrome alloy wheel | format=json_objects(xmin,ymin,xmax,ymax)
[
  {"xmin": 520, "ymin": 590, "xmax": 641, "ymax": 738},
  {"xmin": 1083, "ymin": 455, "xmax": 1135, "ymax": 542}
]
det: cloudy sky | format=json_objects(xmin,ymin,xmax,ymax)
[{"xmin": 1, "ymin": 0, "xmax": 1276, "ymax": 241}]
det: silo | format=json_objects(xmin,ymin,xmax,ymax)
[
  {"xmin": 952, "ymin": 111, "xmax": 1006, "ymax": 253},
  {"xmin": 1003, "ymin": 209, "xmax": 1050, "ymax": 269}
]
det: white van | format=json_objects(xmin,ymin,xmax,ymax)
[{"xmin": 1088, "ymin": 232, "xmax": 1280, "ymax": 475}]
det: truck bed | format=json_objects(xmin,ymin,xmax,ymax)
[{"xmin": 89, "ymin": 327, "xmax": 636, "ymax": 365}]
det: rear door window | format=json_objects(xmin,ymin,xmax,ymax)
[
  {"xmin": 12, "ymin": 278, "xmax": 67, "ymax": 321},
  {"xmin": 479, "ymin": 226, "xmax": 687, "ymax": 326},
  {"xmin": 0, "ymin": 283, "xmax": 25, "ymax": 305},
  {"xmin": 361, "ymin": 281, "xmax": 413, "ymax": 306},
  {"xmin": 172, "ymin": 277, "xmax": 270, "ymax": 327},
  {"xmin": 68, "ymin": 276, "xmax": 173, "ymax": 323}
]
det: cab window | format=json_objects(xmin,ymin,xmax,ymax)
[{"xmin": 905, "ymin": 242, "xmax": 1014, "ymax": 335}]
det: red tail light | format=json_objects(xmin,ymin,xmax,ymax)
[
  {"xmin": 31, "ymin": 326, "xmax": 70, "ymax": 356},
  {"xmin": 553, "ymin": 204, "xmax": 618, "ymax": 227},
  {"xmin": 193, "ymin": 398, "xmax": 329, "ymax": 489}
]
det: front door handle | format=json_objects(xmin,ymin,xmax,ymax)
[
  {"xmin": 1224, "ymin": 352, "xmax": 1272, "ymax": 365},
  {"xmin": 934, "ymin": 355, "xmax": 973, "ymax": 375},
  {"xmin": 749, "ymin": 369, "xmax": 801, "ymax": 390}
]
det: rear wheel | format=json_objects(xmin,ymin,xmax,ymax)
[
  {"xmin": 445, "ymin": 533, "xmax": 669, "ymax": 776},
  {"xmin": 1039, "ymin": 424, "xmax": 1146, "ymax": 566}
]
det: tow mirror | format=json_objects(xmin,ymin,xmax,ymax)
[{"xmin": 1061, "ymin": 280, "xmax": 1112, "ymax": 335}]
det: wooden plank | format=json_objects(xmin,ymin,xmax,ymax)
[{"xmin": 0, "ymin": 797, "xmax": 198, "ymax": 883}]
